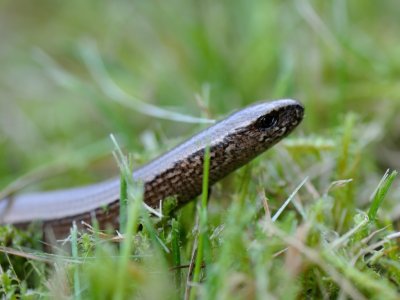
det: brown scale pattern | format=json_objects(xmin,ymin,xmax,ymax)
[{"xmin": 11, "ymin": 102, "xmax": 304, "ymax": 239}]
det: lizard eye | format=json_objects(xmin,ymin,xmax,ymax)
[{"xmin": 256, "ymin": 112, "xmax": 279, "ymax": 129}]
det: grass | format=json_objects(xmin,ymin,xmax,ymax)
[{"xmin": 1, "ymin": 0, "xmax": 400, "ymax": 299}]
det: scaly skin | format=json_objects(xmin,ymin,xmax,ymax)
[{"xmin": 0, "ymin": 99, "xmax": 304, "ymax": 237}]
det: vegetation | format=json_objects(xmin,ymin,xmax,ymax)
[{"xmin": 1, "ymin": 1, "xmax": 400, "ymax": 299}]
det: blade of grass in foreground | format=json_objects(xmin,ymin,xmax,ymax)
[
  {"xmin": 119, "ymin": 172, "xmax": 128, "ymax": 234},
  {"xmin": 272, "ymin": 177, "xmax": 308, "ymax": 222},
  {"xmin": 119, "ymin": 153, "xmax": 135, "ymax": 233},
  {"xmin": 189, "ymin": 145, "xmax": 211, "ymax": 300},
  {"xmin": 70, "ymin": 222, "xmax": 82, "ymax": 300},
  {"xmin": 110, "ymin": 134, "xmax": 143, "ymax": 300},
  {"xmin": 368, "ymin": 169, "xmax": 397, "ymax": 221},
  {"xmin": 171, "ymin": 219, "xmax": 182, "ymax": 292}
]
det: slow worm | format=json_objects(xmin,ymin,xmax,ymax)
[{"xmin": 0, "ymin": 99, "xmax": 304, "ymax": 237}]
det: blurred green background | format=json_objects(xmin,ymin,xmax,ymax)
[
  {"xmin": 2, "ymin": 1, "xmax": 400, "ymax": 298},
  {"xmin": 0, "ymin": 0, "xmax": 399, "ymax": 190}
]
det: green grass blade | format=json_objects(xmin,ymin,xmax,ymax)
[
  {"xmin": 171, "ymin": 218, "xmax": 182, "ymax": 293},
  {"xmin": 368, "ymin": 170, "xmax": 398, "ymax": 220},
  {"xmin": 189, "ymin": 144, "xmax": 211, "ymax": 300},
  {"xmin": 70, "ymin": 222, "xmax": 81, "ymax": 300}
]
